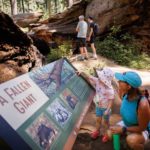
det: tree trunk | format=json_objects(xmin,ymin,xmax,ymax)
[
  {"xmin": 54, "ymin": 0, "xmax": 58, "ymax": 13},
  {"xmin": 21, "ymin": 0, "xmax": 25, "ymax": 13},
  {"xmin": 68, "ymin": 0, "xmax": 74, "ymax": 8},
  {"xmin": 2, "ymin": 0, "xmax": 4, "ymax": 11},
  {"xmin": 47, "ymin": 0, "xmax": 51, "ymax": 16},
  {"xmin": 10, "ymin": 0, "xmax": 17, "ymax": 15},
  {"xmin": 27, "ymin": 0, "xmax": 30, "ymax": 12}
]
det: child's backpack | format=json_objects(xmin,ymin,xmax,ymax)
[{"xmin": 93, "ymin": 23, "xmax": 99, "ymax": 36}]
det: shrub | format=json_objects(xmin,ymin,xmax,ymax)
[
  {"xmin": 96, "ymin": 26, "xmax": 150, "ymax": 69},
  {"xmin": 47, "ymin": 41, "xmax": 72, "ymax": 62}
]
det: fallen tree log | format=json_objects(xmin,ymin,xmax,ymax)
[
  {"xmin": 13, "ymin": 12, "xmax": 43, "ymax": 28},
  {"xmin": 29, "ymin": 0, "xmax": 147, "ymax": 47},
  {"xmin": 30, "ymin": 1, "xmax": 87, "ymax": 39},
  {"xmin": 0, "ymin": 11, "xmax": 44, "ymax": 83}
]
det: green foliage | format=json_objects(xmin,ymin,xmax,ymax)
[
  {"xmin": 96, "ymin": 26, "xmax": 150, "ymax": 70},
  {"xmin": 0, "ymin": 0, "xmax": 68, "ymax": 16},
  {"xmin": 42, "ymin": 11, "xmax": 49, "ymax": 20},
  {"xmin": 129, "ymin": 53, "xmax": 150, "ymax": 70},
  {"xmin": 47, "ymin": 41, "xmax": 72, "ymax": 62},
  {"xmin": 82, "ymin": 62, "xmax": 106, "ymax": 76}
]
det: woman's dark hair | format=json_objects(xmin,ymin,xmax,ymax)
[
  {"xmin": 145, "ymin": 89, "xmax": 149, "ymax": 99},
  {"xmin": 88, "ymin": 16, "xmax": 93, "ymax": 20},
  {"xmin": 128, "ymin": 87, "xmax": 149, "ymax": 100},
  {"xmin": 127, "ymin": 87, "xmax": 141, "ymax": 99}
]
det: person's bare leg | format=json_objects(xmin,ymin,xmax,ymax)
[
  {"xmin": 83, "ymin": 47, "xmax": 88, "ymax": 58},
  {"xmin": 80, "ymin": 47, "xmax": 84, "ymax": 60},
  {"xmin": 91, "ymin": 116, "xmax": 102, "ymax": 139},
  {"xmin": 126, "ymin": 133, "xmax": 145, "ymax": 150},
  {"xmin": 96, "ymin": 116, "xmax": 102, "ymax": 131},
  {"xmin": 91, "ymin": 43, "xmax": 97, "ymax": 59},
  {"xmin": 103, "ymin": 119, "xmax": 109, "ymax": 135}
]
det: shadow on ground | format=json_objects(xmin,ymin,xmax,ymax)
[
  {"xmin": 73, "ymin": 132, "xmax": 150, "ymax": 150},
  {"xmin": 72, "ymin": 133, "xmax": 114, "ymax": 150}
]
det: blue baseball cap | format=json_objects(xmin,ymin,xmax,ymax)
[{"xmin": 115, "ymin": 71, "xmax": 142, "ymax": 88}]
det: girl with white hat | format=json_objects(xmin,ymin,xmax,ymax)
[{"xmin": 78, "ymin": 67, "xmax": 115, "ymax": 142}]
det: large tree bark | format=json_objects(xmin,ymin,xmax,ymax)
[{"xmin": 0, "ymin": 12, "xmax": 44, "ymax": 83}]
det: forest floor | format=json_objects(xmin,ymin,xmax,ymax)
[{"xmin": 71, "ymin": 53, "xmax": 150, "ymax": 150}]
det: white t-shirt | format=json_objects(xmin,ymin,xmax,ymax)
[
  {"xmin": 76, "ymin": 20, "xmax": 88, "ymax": 38},
  {"xmin": 90, "ymin": 76, "xmax": 114, "ymax": 108}
]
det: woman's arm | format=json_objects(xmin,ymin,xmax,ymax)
[
  {"xmin": 127, "ymin": 98, "xmax": 150, "ymax": 133},
  {"xmin": 110, "ymin": 98, "xmax": 150, "ymax": 134}
]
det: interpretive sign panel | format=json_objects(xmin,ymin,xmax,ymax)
[{"xmin": 0, "ymin": 58, "xmax": 95, "ymax": 150}]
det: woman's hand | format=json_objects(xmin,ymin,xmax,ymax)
[{"xmin": 110, "ymin": 126, "xmax": 123, "ymax": 134}]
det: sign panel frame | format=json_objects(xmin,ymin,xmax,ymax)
[{"xmin": 0, "ymin": 58, "xmax": 95, "ymax": 150}]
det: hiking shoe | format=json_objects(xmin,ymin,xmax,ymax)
[
  {"xmin": 102, "ymin": 134, "xmax": 109, "ymax": 143},
  {"xmin": 78, "ymin": 56, "xmax": 84, "ymax": 61},
  {"xmin": 80, "ymin": 58, "xmax": 85, "ymax": 61},
  {"xmin": 91, "ymin": 130, "xmax": 100, "ymax": 139},
  {"xmin": 93, "ymin": 54, "xmax": 97, "ymax": 59}
]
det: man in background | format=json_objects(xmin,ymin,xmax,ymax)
[
  {"xmin": 76, "ymin": 15, "xmax": 88, "ymax": 60},
  {"xmin": 87, "ymin": 16, "xmax": 97, "ymax": 59}
]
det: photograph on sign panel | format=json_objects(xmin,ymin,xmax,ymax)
[
  {"xmin": 60, "ymin": 88, "xmax": 78, "ymax": 110},
  {"xmin": 26, "ymin": 114, "xmax": 59, "ymax": 150},
  {"xmin": 47, "ymin": 99, "xmax": 72, "ymax": 128},
  {"xmin": 29, "ymin": 59, "xmax": 75, "ymax": 98}
]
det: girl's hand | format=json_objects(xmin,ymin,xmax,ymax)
[
  {"xmin": 104, "ymin": 109, "xmax": 110, "ymax": 116},
  {"xmin": 76, "ymin": 71, "xmax": 81, "ymax": 76},
  {"xmin": 110, "ymin": 126, "xmax": 123, "ymax": 134}
]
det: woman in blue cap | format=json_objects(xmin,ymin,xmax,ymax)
[{"xmin": 110, "ymin": 71, "xmax": 150, "ymax": 150}]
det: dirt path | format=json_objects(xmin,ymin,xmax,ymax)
[
  {"xmin": 71, "ymin": 54, "xmax": 150, "ymax": 150},
  {"xmin": 72, "ymin": 54, "xmax": 150, "ymax": 86}
]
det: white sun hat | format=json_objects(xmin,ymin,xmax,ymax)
[{"xmin": 96, "ymin": 68, "xmax": 114, "ymax": 88}]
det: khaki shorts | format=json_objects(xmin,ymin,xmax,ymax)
[{"xmin": 117, "ymin": 121, "xmax": 149, "ymax": 142}]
